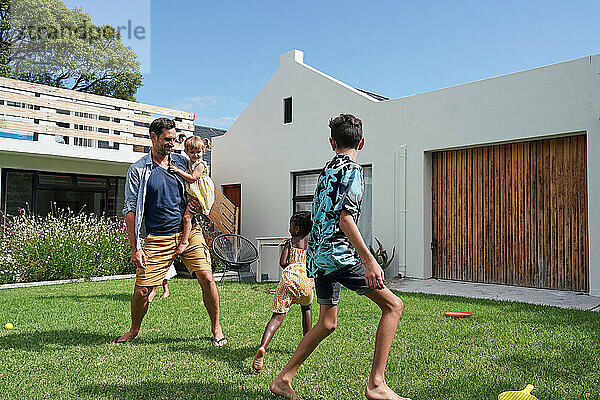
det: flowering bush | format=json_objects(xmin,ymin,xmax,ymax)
[{"xmin": 0, "ymin": 207, "xmax": 132, "ymax": 284}]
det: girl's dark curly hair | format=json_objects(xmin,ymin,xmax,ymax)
[{"xmin": 291, "ymin": 211, "xmax": 312, "ymax": 237}]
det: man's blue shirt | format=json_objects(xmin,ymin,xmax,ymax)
[
  {"xmin": 144, "ymin": 161, "xmax": 186, "ymax": 236},
  {"xmin": 122, "ymin": 151, "xmax": 189, "ymax": 249}
]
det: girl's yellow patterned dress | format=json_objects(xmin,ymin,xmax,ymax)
[
  {"xmin": 185, "ymin": 160, "xmax": 215, "ymax": 215},
  {"xmin": 272, "ymin": 246, "xmax": 314, "ymax": 314}
]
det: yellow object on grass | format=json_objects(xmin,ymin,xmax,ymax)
[
  {"xmin": 498, "ymin": 384, "xmax": 538, "ymax": 400},
  {"xmin": 4, "ymin": 323, "xmax": 13, "ymax": 330}
]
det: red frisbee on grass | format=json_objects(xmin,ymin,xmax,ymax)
[{"xmin": 445, "ymin": 311, "xmax": 473, "ymax": 318}]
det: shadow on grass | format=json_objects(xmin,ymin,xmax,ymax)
[
  {"xmin": 36, "ymin": 293, "xmax": 132, "ymax": 303},
  {"xmin": 0, "ymin": 329, "xmax": 196, "ymax": 351},
  {"xmin": 80, "ymin": 381, "xmax": 275, "ymax": 400},
  {"xmin": 0, "ymin": 329, "xmax": 109, "ymax": 351}
]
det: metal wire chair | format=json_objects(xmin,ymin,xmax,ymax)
[{"xmin": 211, "ymin": 234, "xmax": 259, "ymax": 286}]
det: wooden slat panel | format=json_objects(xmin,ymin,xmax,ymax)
[
  {"xmin": 432, "ymin": 152, "xmax": 438, "ymax": 277},
  {"xmin": 536, "ymin": 140, "xmax": 544, "ymax": 287},
  {"xmin": 467, "ymin": 148, "xmax": 473, "ymax": 282},
  {"xmin": 214, "ymin": 189, "xmax": 236, "ymax": 215},
  {"xmin": 207, "ymin": 187, "xmax": 240, "ymax": 235},
  {"xmin": 0, "ymin": 119, "xmax": 151, "ymax": 146},
  {"xmin": 431, "ymin": 134, "xmax": 588, "ymax": 291},
  {"xmin": 0, "ymin": 76, "xmax": 194, "ymax": 120},
  {"xmin": 0, "ymin": 89, "xmax": 195, "ymax": 132},
  {"xmin": 579, "ymin": 136, "xmax": 589, "ymax": 292},
  {"xmin": 442, "ymin": 151, "xmax": 452, "ymax": 279},
  {"xmin": 451, "ymin": 150, "xmax": 457, "ymax": 280},
  {"xmin": 573, "ymin": 136, "xmax": 581, "ymax": 290},
  {"xmin": 0, "ymin": 104, "xmax": 153, "ymax": 137}
]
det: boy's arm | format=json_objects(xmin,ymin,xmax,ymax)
[
  {"xmin": 339, "ymin": 210, "xmax": 384, "ymax": 290},
  {"xmin": 279, "ymin": 240, "xmax": 290, "ymax": 268}
]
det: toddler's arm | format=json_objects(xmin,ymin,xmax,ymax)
[
  {"xmin": 339, "ymin": 210, "xmax": 384, "ymax": 290},
  {"xmin": 169, "ymin": 162, "xmax": 205, "ymax": 183},
  {"xmin": 279, "ymin": 240, "xmax": 291, "ymax": 268}
]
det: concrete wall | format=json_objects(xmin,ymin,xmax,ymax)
[{"xmin": 212, "ymin": 50, "xmax": 600, "ymax": 295}]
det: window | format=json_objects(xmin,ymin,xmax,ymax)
[
  {"xmin": 1, "ymin": 169, "xmax": 125, "ymax": 219},
  {"xmin": 292, "ymin": 166, "xmax": 372, "ymax": 245},
  {"xmin": 293, "ymin": 170, "xmax": 320, "ymax": 212},
  {"xmin": 283, "ymin": 97, "xmax": 292, "ymax": 124}
]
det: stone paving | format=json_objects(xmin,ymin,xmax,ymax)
[{"xmin": 386, "ymin": 277, "xmax": 600, "ymax": 311}]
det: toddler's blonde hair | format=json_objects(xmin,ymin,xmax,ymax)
[{"xmin": 184, "ymin": 136, "xmax": 211, "ymax": 153}]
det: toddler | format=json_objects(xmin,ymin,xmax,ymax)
[{"xmin": 168, "ymin": 136, "xmax": 215, "ymax": 255}]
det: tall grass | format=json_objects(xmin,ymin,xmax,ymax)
[{"xmin": 0, "ymin": 206, "xmax": 132, "ymax": 284}]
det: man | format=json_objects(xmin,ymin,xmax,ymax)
[{"xmin": 112, "ymin": 117, "xmax": 227, "ymax": 347}]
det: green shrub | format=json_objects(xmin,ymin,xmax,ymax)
[{"xmin": 0, "ymin": 207, "xmax": 132, "ymax": 284}]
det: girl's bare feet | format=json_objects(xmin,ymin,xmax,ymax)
[
  {"xmin": 148, "ymin": 287, "xmax": 157, "ymax": 303},
  {"xmin": 270, "ymin": 377, "xmax": 301, "ymax": 400},
  {"xmin": 252, "ymin": 347, "xmax": 265, "ymax": 373},
  {"xmin": 365, "ymin": 382, "xmax": 411, "ymax": 400},
  {"xmin": 175, "ymin": 241, "xmax": 189, "ymax": 255}
]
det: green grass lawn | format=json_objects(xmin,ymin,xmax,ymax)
[{"xmin": 0, "ymin": 278, "xmax": 599, "ymax": 400}]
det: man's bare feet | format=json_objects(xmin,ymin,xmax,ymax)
[
  {"xmin": 175, "ymin": 241, "xmax": 189, "ymax": 255},
  {"xmin": 252, "ymin": 347, "xmax": 265, "ymax": 372},
  {"xmin": 270, "ymin": 377, "xmax": 301, "ymax": 400},
  {"xmin": 111, "ymin": 330, "xmax": 138, "ymax": 345},
  {"xmin": 365, "ymin": 382, "xmax": 411, "ymax": 400}
]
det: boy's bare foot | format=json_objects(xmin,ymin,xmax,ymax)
[
  {"xmin": 365, "ymin": 382, "xmax": 411, "ymax": 400},
  {"xmin": 111, "ymin": 330, "xmax": 138, "ymax": 345},
  {"xmin": 270, "ymin": 378, "xmax": 301, "ymax": 400},
  {"xmin": 160, "ymin": 291, "xmax": 170, "ymax": 299},
  {"xmin": 175, "ymin": 241, "xmax": 189, "ymax": 255},
  {"xmin": 148, "ymin": 287, "xmax": 157, "ymax": 303},
  {"xmin": 252, "ymin": 347, "xmax": 265, "ymax": 372}
]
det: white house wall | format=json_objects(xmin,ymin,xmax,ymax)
[
  {"xmin": 212, "ymin": 50, "xmax": 600, "ymax": 295},
  {"xmin": 396, "ymin": 56, "xmax": 600, "ymax": 295},
  {"xmin": 212, "ymin": 51, "xmax": 398, "ymax": 280}
]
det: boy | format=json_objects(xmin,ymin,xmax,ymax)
[{"xmin": 270, "ymin": 114, "xmax": 410, "ymax": 400}]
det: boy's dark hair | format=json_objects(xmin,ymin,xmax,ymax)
[
  {"xmin": 149, "ymin": 118, "xmax": 176, "ymax": 138},
  {"xmin": 291, "ymin": 211, "xmax": 312, "ymax": 237},
  {"xmin": 329, "ymin": 113, "xmax": 363, "ymax": 149}
]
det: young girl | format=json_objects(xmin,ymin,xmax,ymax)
[
  {"xmin": 147, "ymin": 263, "xmax": 176, "ymax": 302},
  {"xmin": 168, "ymin": 136, "xmax": 215, "ymax": 255},
  {"xmin": 252, "ymin": 211, "xmax": 314, "ymax": 373}
]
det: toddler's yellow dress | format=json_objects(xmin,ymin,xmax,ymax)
[
  {"xmin": 272, "ymin": 247, "xmax": 314, "ymax": 314},
  {"xmin": 185, "ymin": 160, "xmax": 215, "ymax": 215}
]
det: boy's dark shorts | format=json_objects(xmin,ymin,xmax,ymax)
[{"xmin": 315, "ymin": 262, "xmax": 373, "ymax": 305}]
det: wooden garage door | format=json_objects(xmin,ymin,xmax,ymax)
[{"xmin": 431, "ymin": 135, "xmax": 588, "ymax": 291}]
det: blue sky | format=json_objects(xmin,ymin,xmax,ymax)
[{"xmin": 66, "ymin": 1, "xmax": 600, "ymax": 129}]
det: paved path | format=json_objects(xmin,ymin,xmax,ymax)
[{"xmin": 386, "ymin": 277, "xmax": 600, "ymax": 311}]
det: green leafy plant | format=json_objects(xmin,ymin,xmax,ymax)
[{"xmin": 369, "ymin": 237, "xmax": 395, "ymax": 269}]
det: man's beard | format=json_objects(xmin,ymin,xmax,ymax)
[{"xmin": 157, "ymin": 145, "xmax": 172, "ymax": 156}]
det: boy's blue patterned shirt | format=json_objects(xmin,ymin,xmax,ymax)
[{"xmin": 307, "ymin": 153, "xmax": 364, "ymax": 278}]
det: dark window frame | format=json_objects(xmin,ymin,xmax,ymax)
[
  {"xmin": 292, "ymin": 169, "xmax": 321, "ymax": 213},
  {"xmin": 283, "ymin": 97, "xmax": 292, "ymax": 124},
  {"xmin": 1, "ymin": 169, "xmax": 123, "ymax": 220}
]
